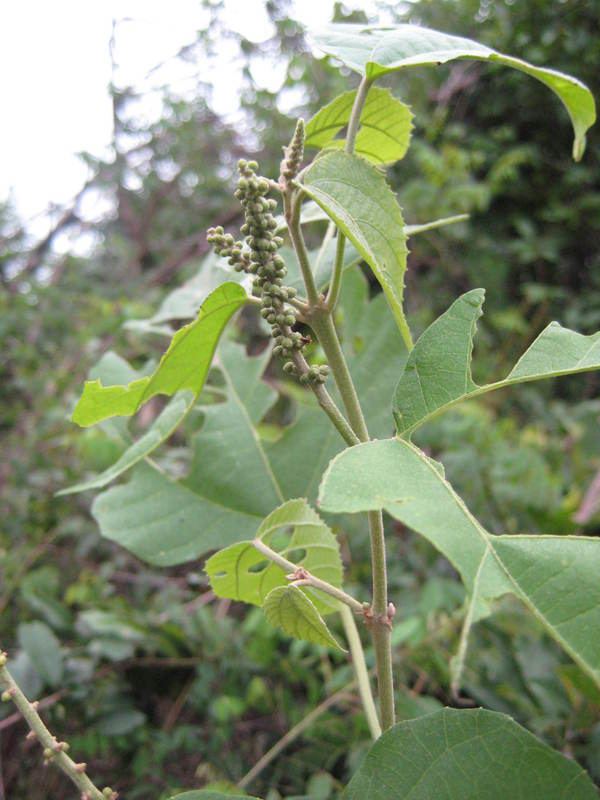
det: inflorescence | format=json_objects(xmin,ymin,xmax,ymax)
[{"xmin": 207, "ymin": 155, "xmax": 329, "ymax": 385}]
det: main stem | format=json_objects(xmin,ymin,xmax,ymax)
[
  {"xmin": 285, "ymin": 74, "xmax": 395, "ymax": 730},
  {"xmin": 310, "ymin": 309, "xmax": 395, "ymax": 732}
]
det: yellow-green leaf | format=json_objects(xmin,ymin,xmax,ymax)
[
  {"xmin": 305, "ymin": 87, "xmax": 413, "ymax": 165},
  {"xmin": 72, "ymin": 282, "xmax": 246, "ymax": 426}
]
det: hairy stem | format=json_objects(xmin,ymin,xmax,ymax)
[
  {"xmin": 340, "ymin": 605, "xmax": 381, "ymax": 740},
  {"xmin": 252, "ymin": 539, "xmax": 364, "ymax": 614},
  {"xmin": 0, "ymin": 655, "xmax": 114, "ymax": 800},
  {"xmin": 326, "ymin": 75, "xmax": 372, "ymax": 311}
]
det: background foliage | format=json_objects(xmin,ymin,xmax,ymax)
[{"xmin": 1, "ymin": 1, "xmax": 599, "ymax": 797}]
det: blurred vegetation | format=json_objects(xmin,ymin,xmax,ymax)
[{"xmin": 1, "ymin": 1, "xmax": 599, "ymax": 797}]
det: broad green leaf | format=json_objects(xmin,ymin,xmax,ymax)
[
  {"xmin": 72, "ymin": 282, "xmax": 246, "ymax": 426},
  {"xmin": 310, "ymin": 22, "xmax": 596, "ymax": 160},
  {"xmin": 394, "ymin": 289, "xmax": 600, "ymax": 435},
  {"xmin": 344, "ymin": 708, "xmax": 597, "ymax": 799},
  {"xmin": 58, "ymin": 391, "xmax": 194, "ymax": 495},
  {"xmin": 184, "ymin": 341, "xmax": 283, "ymax": 517},
  {"xmin": 93, "ymin": 282, "xmax": 406, "ymax": 565},
  {"xmin": 263, "ymin": 585, "xmax": 344, "ymax": 650},
  {"xmin": 319, "ymin": 438, "xmax": 600, "ymax": 688},
  {"xmin": 18, "ymin": 621, "xmax": 63, "ymax": 688},
  {"xmin": 305, "ymin": 87, "xmax": 413, "ymax": 164},
  {"xmin": 92, "ymin": 465, "xmax": 261, "ymax": 566},
  {"xmin": 301, "ymin": 151, "xmax": 412, "ymax": 345},
  {"xmin": 205, "ymin": 498, "xmax": 343, "ymax": 615}
]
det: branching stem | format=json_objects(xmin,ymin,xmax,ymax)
[
  {"xmin": 252, "ymin": 539, "xmax": 364, "ymax": 614},
  {"xmin": 0, "ymin": 655, "xmax": 114, "ymax": 800}
]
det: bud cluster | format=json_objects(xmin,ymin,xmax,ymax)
[
  {"xmin": 208, "ymin": 158, "xmax": 329, "ymax": 384},
  {"xmin": 279, "ymin": 119, "xmax": 305, "ymax": 184}
]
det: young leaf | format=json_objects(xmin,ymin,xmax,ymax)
[
  {"xmin": 310, "ymin": 22, "xmax": 596, "ymax": 160},
  {"xmin": 305, "ymin": 87, "xmax": 413, "ymax": 165},
  {"xmin": 263, "ymin": 585, "xmax": 345, "ymax": 651},
  {"xmin": 72, "ymin": 282, "xmax": 246, "ymax": 426},
  {"xmin": 394, "ymin": 289, "xmax": 600, "ymax": 435},
  {"xmin": 205, "ymin": 498, "xmax": 343, "ymax": 615},
  {"xmin": 301, "ymin": 151, "xmax": 412, "ymax": 346},
  {"xmin": 344, "ymin": 708, "xmax": 597, "ymax": 799},
  {"xmin": 319, "ymin": 438, "xmax": 600, "ymax": 688}
]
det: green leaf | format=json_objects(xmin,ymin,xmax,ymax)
[
  {"xmin": 263, "ymin": 585, "xmax": 345, "ymax": 650},
  {"xmin": 92, "ymin": 282, "xmax": 406, "ymax": 566},
  {"xmin": 72, "ymin": 282, "xmax": 246, "ymax": 426},
  {"xmin": 344, "ymin": 707, "xmax": 597, "ymax": 799},
  {"xmin": 319, "ymin": 438, "xmax": 600, "ymax": 688},
  {"xmin": 310, "ymin": 22, "xmax": 596, "ymax": 160},
  {"xmin": 92, "ymin": 465, "xmax": 261, "ymax": 566},
  {"xmin": 205, "ymin": 498, "xmax": 343, "ymax": 616},
  {"xmin": 18, "ymin": 621, "xmax": 63, "ymax": 687},
  {"xmin": 305, "ymin": 87, "xmax": 413, "ymax": 165},
  {"xmin": 301, "ymin": 151, "xmax": 412, "ymax": 346},
  {"xmin": 394, "ymin": 289, "xmax": 600, "ymax": 435},
  {"xmin": 58, "ymin": 391, "xmax": 194, "ymax": 495}
]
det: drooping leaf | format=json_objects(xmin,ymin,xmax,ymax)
[
  {"xmin": 59, "ymin": 391, "xmax": 194, "ymax": 495},
  {"xmin": 319, "ymin": 438, "xmax": 600, "ymax": 688},
  {"xmin": 305, "ymin": 87, "xmax": 413, "ymax": 164},
  {"xmin": 394, "ymin": 289, "xmax": 600, "ymax": 435},
  {"xmin": 72, "ymin": 282, "xmax": 246, "ymax": 426},
  {"xmin": 301, "ymin": 151, "xmax": 412, "ymax": 346},
  {"xmin": 344, "ymin": 708, "xmax": 597, "ymax": 799},
  {"xmin": 263, "ymin": 585, "xmax": 345, "ymax": 651},
  {"xmin": 310, "ymin": 22, "xmax": 596, "ymax": 160},
  {"xmin": 205, "ymin": 498, "xmax": 343, "ymax": 615},
  {"xmin": 18, "ymin": 621, "xmax": 63, "ymax": 688}
]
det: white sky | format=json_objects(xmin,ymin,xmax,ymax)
[{"xmin": 0, "ymin": 0, "xmax": 379, "ymax": 236}]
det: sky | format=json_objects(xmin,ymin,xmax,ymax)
[{"xmin": 0, "ymin": 0, "xmax": 379, "ymax": 238}]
